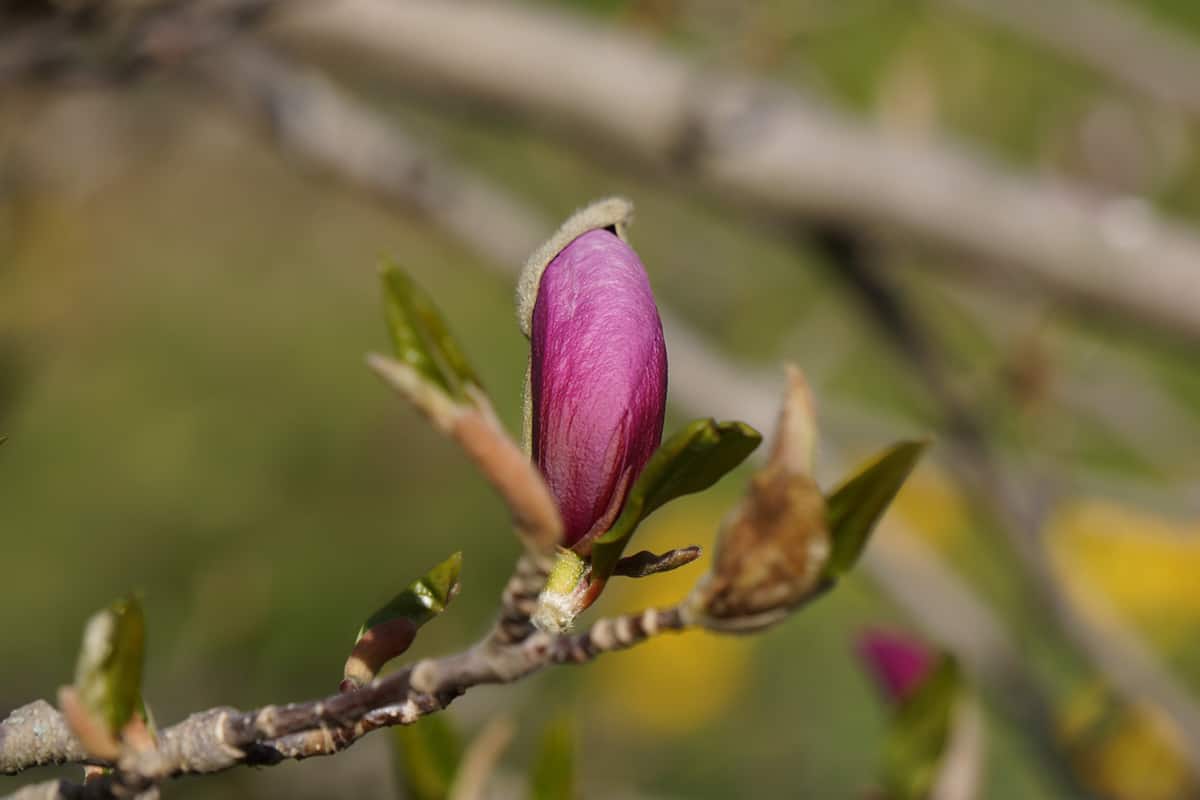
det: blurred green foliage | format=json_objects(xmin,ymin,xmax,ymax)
[
  {"xmin": 530, "ymin": 716, "xmax": 575, "ymax": 800},
  {"xmin": 393, "ymin": 714, "xmax": 463, "ymax": 800},
  {"xmin": 882, "ymin": 657, "xmax": 963, "ymax": 800}
]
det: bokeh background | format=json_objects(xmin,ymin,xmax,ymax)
[{"xmin": 3, "ymin": 0, "xmax": 1200, "ymax": 797}]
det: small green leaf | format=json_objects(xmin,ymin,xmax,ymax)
[
  {"xmin": 74, "ymin": 594, "xmax": 145, "ymax": 736},
  {"xmin": 531, "ymin": 716, "xmax": 575, "ymax": 800},
  {"xmin": 589, "ymin": 419, "xmax": 761, "ymax": 583},
  {"xmin": 357, "ymin": 552, "xmax": 462, "ymax": 642},
  {"xmin": 380, "ymin": 264, "xmax": 482, "ymax": 400},
  {"xmin": 823, "ymin": 440, "xmax": 927, "ymax": 578},
  {"xmin": 882, "ymin": 656, "xmax": 962, "ymax": 800},
  {"xmin": 393, "ymin": 714, "xmax": 462, "ymax": 800}
]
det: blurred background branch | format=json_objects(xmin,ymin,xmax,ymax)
[
  {"xmin": 269, "ymin": 0, "xmax": 1200, "ymax": 346},
  {"xmin": 937, "ymin": 0, "xmax": 1200, "ymax": 120}
]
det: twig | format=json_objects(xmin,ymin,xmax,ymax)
[
  {"xmin": 0, "ymin": 702, "xmax": 89, "ymax": 775},
  {"xmin": 366, "ymin": 354, "xmax": 562, "ymax": 553},
  {"xmin": 491, "ymin": 553, "xmax": 553, "ymax": 647},
  {"xmin": 0, "ymin": 607, "xmax": 689, "ymax": 798},
  {"xmin": 550, "ymin": 607, "xmax": 688, "ymax": 665}
]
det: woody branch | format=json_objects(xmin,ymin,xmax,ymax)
[{"xmin": 0, "ymin": 606, "xmax": 687, "ymax": 798}]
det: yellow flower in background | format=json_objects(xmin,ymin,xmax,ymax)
[
  {"xmin": 889, "ymin": 463, "xmax": 971, "ymax": 552},
  {"xmin": 588, "ymin": 499, "xmax": 751, "ymax": 735},
  {"xmin": 1060, "ymin": 683, "xmax": 1198, "ymax": 800},
  {"xmin": 890, "ymin": 471, "xmax": 1200, "ymax": 648},
  {"xmin": 1049, "ymin": 500, "xmax": 1200, "ymax": 647}
]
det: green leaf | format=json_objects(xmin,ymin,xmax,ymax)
[
  {"xmin": 74, "ymin": 594, "xmax": 145, "ymax": 736},
  {"xmin": 393, "ymin": 714, "xmax": 462, "ymax": 800},
  {"xmin": 823, "ymin": 439, "xmax": 927, "ymax": 578},
  {"xmin": 357, "ymin": 552, "xmax": 462, "ymax": 642},
  {"xmin": 589, "ymin": 419, "xmax": 762, "ymax": 583},
  {"xmin": 530, "ymin": 716, "xmax": 575, "ymax": 800},
  {"xmin": 380, "ymin": 264, "xmax": 482, "ymax": 400},
  {"xmin": 882, "ymin": 656, "xmax": 962, "ymax": 800}
]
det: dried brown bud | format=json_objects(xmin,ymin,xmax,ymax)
[
  {"xmin": 690, "ymin": 465, "xmax": 830, "ymax": 632},
  {"xmin": 687, "ymin": 365, "xmax": 831, "ymax": 632}
]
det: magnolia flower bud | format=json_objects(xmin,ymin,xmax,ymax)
[
  {"xmin": 525, "ymin": 204, "xmax": 667, "ymax": 552},
  {"xmin": 857, "ymin": 628, "xmax": 934, "ymax": 705}
]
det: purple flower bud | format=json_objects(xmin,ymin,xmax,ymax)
[
  {"xmin": 857, "ymin": 628, "xmax": 934, "ymax": 705},
  {"xmin": 530, "ymin": 228, "xmax": 667, "ymax": 550}
]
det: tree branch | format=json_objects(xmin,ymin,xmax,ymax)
[
  {"xmin": 1, "ymin": 606, "xmax": 687, "ymax": 798},
  {"xmin": 0, "ymin": 702, "xmax": 89, "ymax": 775}
]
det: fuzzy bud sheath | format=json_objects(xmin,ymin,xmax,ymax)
[{"xmin": 530, "ymin": 228, "xmax": 668, "ymax": 554}]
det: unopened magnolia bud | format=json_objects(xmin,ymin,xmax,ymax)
[{"xmin": 520, "ymin": 198, "xmax": 667, "ymax": 553}]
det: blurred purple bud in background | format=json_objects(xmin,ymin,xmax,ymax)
[{"xmin": 857, "ymin": 628, "xmax": 935, "ymax": 705}]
